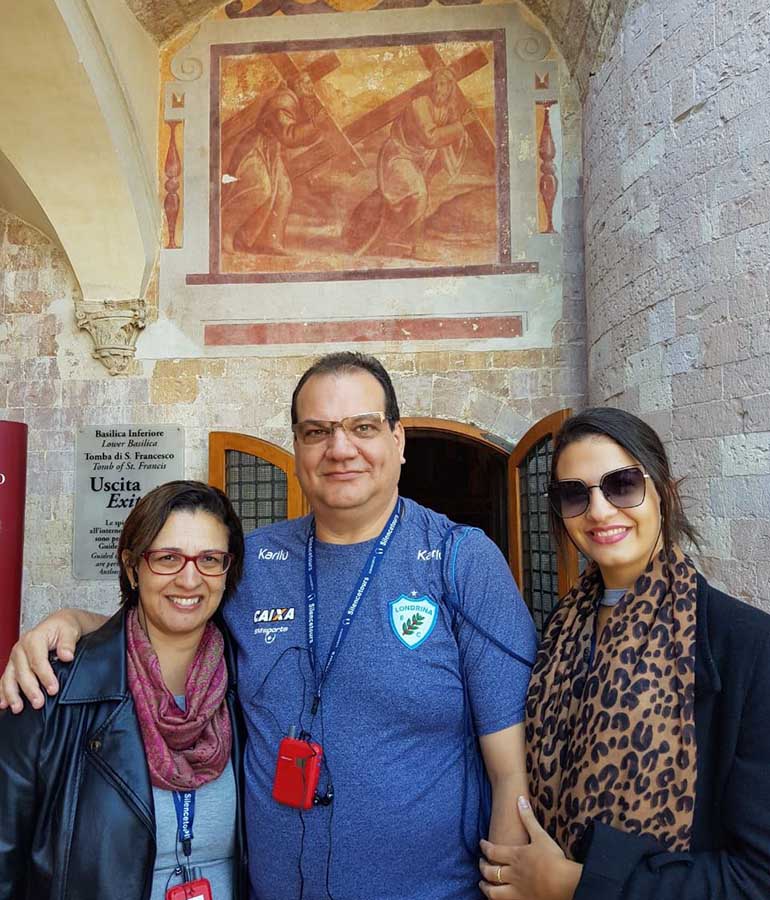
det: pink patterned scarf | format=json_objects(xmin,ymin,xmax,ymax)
[{"xmin": 126, "ymin": 606, "xmax": 232, "ymax": 790}]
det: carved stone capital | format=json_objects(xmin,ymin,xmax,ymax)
[{"xmin": 75, "ymin": 299, "xmax": 146, "ymax": 375}]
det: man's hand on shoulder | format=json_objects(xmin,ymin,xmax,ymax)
[{"xmin": 0, "ymin": 608, "xmax": 106, "ymax": 713}]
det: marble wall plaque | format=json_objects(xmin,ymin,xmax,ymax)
[{"xmin": 73, "ymin": 426, "xmax": 185, "ymax": 580}]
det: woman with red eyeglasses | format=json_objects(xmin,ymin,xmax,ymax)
[
  {"xmin": 0, "ymin": 481, "xmax": 248, "ymax": 900},
  {"xmin": 479, "ymin": 408, "xmax": 770, "ymax": 900}
]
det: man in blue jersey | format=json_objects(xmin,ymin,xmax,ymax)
[{"xmin": 1, "ymin": 352, "xmax": 537, "ymax": 900}]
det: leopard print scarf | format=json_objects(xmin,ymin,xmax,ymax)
[{"xmin": 525, "ymin": 546, "xmax": 698, "ymax": 859}]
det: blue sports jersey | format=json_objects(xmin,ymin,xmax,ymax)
[{"xmin": 224, "ymin": 498, "xmax": 536, "ymax": 900}]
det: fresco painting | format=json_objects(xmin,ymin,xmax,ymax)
[
  {"xmin": 214, "ymin": 32, "xmax": 510, "ymax": 280},
  {"xmin": 160, "ymin": 7, "xmax": 563, "ymax": 352}
]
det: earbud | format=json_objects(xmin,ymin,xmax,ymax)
[{"xmin": 314, "ymin": 786, "xmax": 334, "ymax": 806}]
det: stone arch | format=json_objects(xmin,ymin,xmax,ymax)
[
  {"xmin": 123, "ymin": 0, "xmax": 627, "ymax": 95},
  {"xmin": 0, "ymin": 0, "xmax": 158, "ymax": 301},
  {"xmin": 522, "ymin": 0, "xmax": 628, "ymax": 92},
  {"xmin": 0, "ymin": 148, "xmax": 64, "ymax": 256}
]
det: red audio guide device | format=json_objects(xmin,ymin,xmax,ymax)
[
  {"xmin": 166, "ymin": 877, "xmax": 213, "ymax": 900},
  {"xmin": 272, "ymin": 735, "xmax": 323, "ymax": 810}
]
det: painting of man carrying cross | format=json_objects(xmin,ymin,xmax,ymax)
[
  {"xmin": 222, "ymin": 70, "xmax": 329, "ymax": 255},
  {"xmin": 216, "ymin": 33, "xmax": 508, "ymax": 278},
  {"xmin": 345, "ymin": 66, "xmax": 477, "ymax": 258}
]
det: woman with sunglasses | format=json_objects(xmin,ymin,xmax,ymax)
[
  {"xmin": 0, "ymin": 481, "xmax": 248, "ymax": 900},
  {"xmin": 479, "ymin": 408, "xmax": 770, "ymax": 900}
]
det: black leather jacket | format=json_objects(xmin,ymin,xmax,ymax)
[{"xmin": 0, "ymin": 608, "xmax": 248, "ymax": 900}]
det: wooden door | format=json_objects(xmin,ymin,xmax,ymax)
[{"xmin": 508, "ymin": 410, "xmax": 579, "ymax": 634}]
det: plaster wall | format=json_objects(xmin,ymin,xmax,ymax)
[{"xmin": 583, "ymin": 0, "xmax": 770, "ymax": 607}]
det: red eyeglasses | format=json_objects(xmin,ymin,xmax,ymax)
[{"xmin": 141, "ymin": 550, "xmax": 233, "ymax": 576}]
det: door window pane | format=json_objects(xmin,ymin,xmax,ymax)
[
  {"xmin": 225, "ymin": 450, "xmax": 288, "ymax": 533},
  {"xmin": 518, "ymin": 436, "xmax": 559, "ymax": 636}
]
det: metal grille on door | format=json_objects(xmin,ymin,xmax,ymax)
[
  {"xmin": 518, "ymin": 436, "xmax": 560, "ymax": 636},
  {"xmin": 225, "ymin": 450, "xmax": 288, "ymax": 533}
]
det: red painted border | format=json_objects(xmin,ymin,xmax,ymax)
[
  {"xmin": 210, "ymin": 50, "xmax": 221, "ymax": 277},
  {"xmin": 493, "ymin": 32, "xmax": 511, "ymax": 263},
  {"xmin": 204, "ymin": 314, "xmax": 524, "ymax": 346},
  {"xmin": 206, "ymin": 30, "xmax": 514, "ymax": 284},
  {"xmin": 187, "ymin": 261, "xmax": 537, "ymax": 285}
]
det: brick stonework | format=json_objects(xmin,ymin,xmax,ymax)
[{"xmin": 584, "ymin": 0, "xmax": 770, "ymax": 608}]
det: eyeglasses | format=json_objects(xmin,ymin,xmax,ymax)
[
  {"xmin": 292, "ymin": 412, "xmax": 391, "ymax": 446},
  {"xmin": 141, "ymin": 550, "xmax": 233, "ymax": 576},
  {"xmin": 546, "ymin": 465, "xmax": 651, "ymax": 519}
]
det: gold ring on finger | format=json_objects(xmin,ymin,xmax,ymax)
[{"xmin": 496, "ymin": 864, "xmax": 504, "ymax": 884}]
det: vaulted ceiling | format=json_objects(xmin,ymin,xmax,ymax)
[{"xmin": 124, "ymin": 0, "xmax": 628, "ymax": 94}]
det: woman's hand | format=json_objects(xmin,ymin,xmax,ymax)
[{"xmin": 479, "ymin": 796, "xmax": 582, "ymax": 900}]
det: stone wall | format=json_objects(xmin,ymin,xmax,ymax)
[
  {"xmin": 1, "ymin": 195, "xmax": 585, "ymax": 625},
  {"xmin": 583, "ymin": 0, "xmax": 770, "ymax": 607}
]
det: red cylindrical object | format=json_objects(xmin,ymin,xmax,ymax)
[{"xmin": 0, "ymin": 421, "xmax": 28, "ymax": 671}]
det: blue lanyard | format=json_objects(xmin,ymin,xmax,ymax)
[
  {"xmin": 305, "ymin": 500, "xmax": 402, "ymax": 712},
  {"xmin": 172, "ymin": 790, "xmax": 196, "ymax": 857}
]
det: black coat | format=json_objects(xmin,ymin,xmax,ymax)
[
  {"xmin": 574, "ymin": 575, "xmax": 770, "ymax": 899},
  {"xmin": 0, "ymin": 608, "xmax": 248, "ymax": 900}
]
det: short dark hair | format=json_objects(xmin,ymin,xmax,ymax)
[
  {"xmin": 117, "ymin": 480, "xmax": 245, "ymax": 607},
  {"xmin": 290, "ymin": 351, "xmax": 401, "ymax": 425},
  {"xmin": 549, "ymin": 407, "xmax": 699, "ymax": 560}
]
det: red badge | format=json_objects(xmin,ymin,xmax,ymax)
[{"xmin": 166, "ymin": 877, "xmax": 213, "ymax": 900}]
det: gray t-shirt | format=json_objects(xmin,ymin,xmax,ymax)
[
  {"xmin": 601, "ymin": 587, "xmax": 628, "ymax": 607},
  {"xmin": 150, "ymin": 698, "xmax": 236, "ymax": 900}
]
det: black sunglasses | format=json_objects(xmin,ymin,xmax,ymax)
[{"xmin": 546, "ymin": 465, "xmax": 651, "ymax": 519}]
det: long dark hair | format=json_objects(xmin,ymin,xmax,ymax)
[
  {"xmin": 117, "ymin": 480, "xmax": 245, "ymax": 606},
  {"xmin": 549, "ymin": 407, "xmax": 699, "ymax": 561}
]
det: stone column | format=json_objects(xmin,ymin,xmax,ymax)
[{"xmin": 583, "ymin": 0, "xmax": 770, "ymax": 606}]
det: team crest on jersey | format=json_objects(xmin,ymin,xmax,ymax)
[{"xmin": 389, "ymin": 595, "xmax": 438, "ymax": 649}]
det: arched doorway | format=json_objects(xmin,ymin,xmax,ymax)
[
  {"xmin": 399, "ymin": 419, "xmax": 509, "ymax": 558},
  {"xmin": 399, "ymin": 414, "xmax": 579, "ymax": 634}
]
